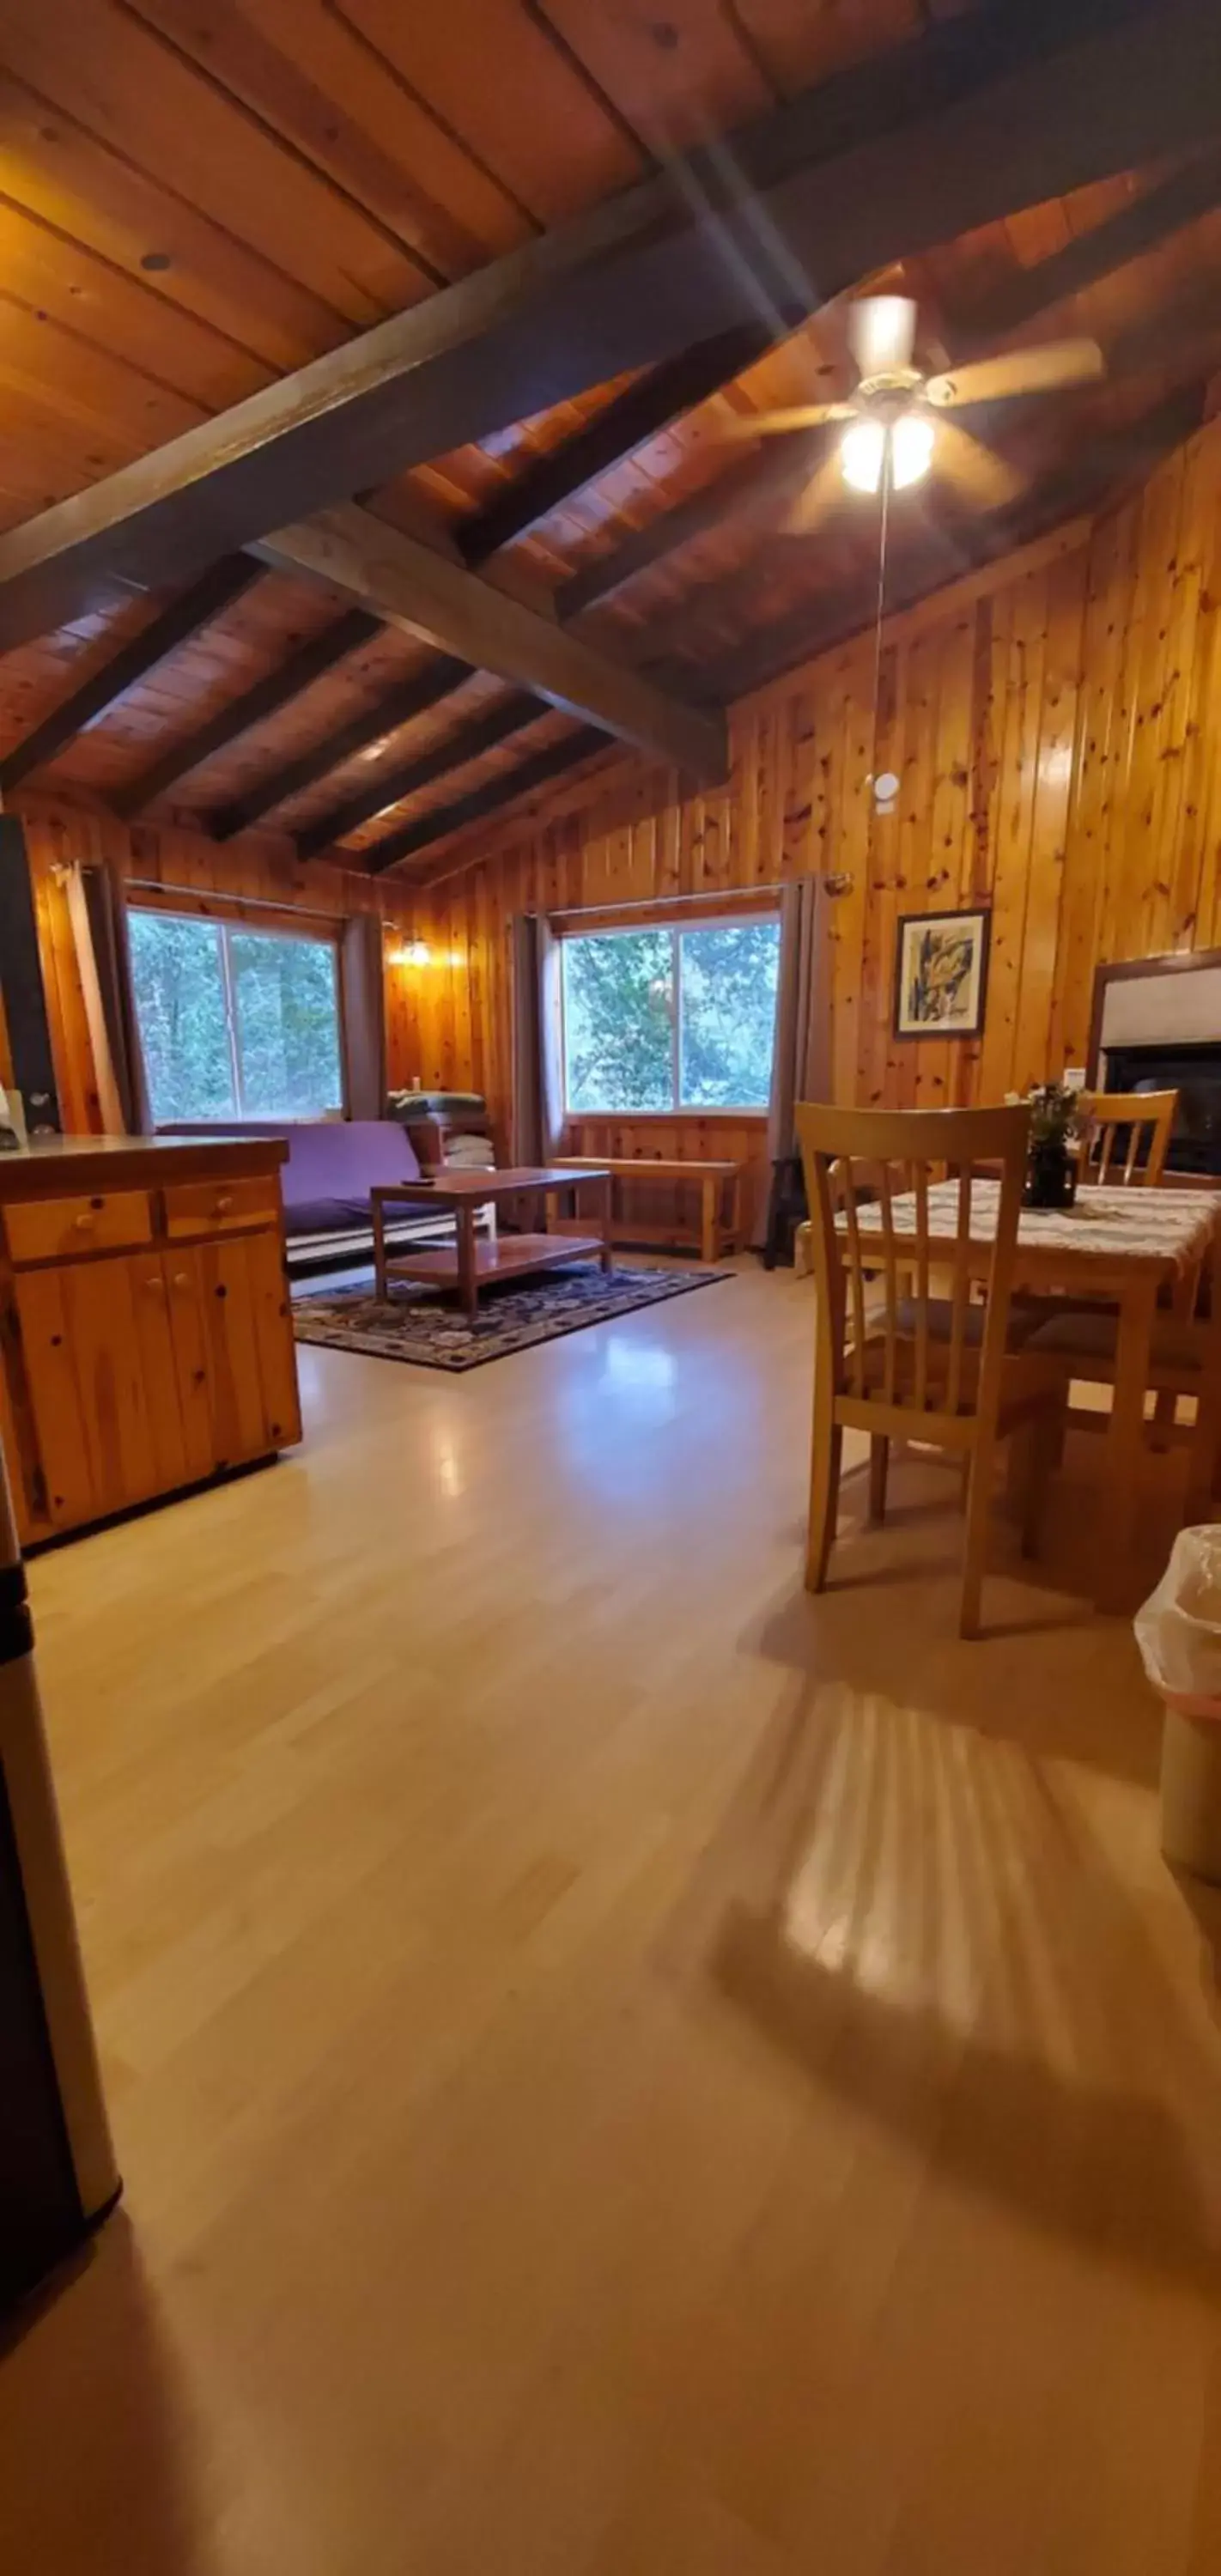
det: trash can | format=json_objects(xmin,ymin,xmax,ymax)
[{"xmin": 1134, "ymin": 1526, "xmax": 1221, "ymax": 1884}]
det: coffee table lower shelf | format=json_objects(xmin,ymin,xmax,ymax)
[{"xmin": 385, "ymin": 1231, "xmax": 606, "ymax": 1311}]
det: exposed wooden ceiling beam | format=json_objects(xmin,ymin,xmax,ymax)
[
  {"xmin": 0, "ymin": 557, "xmax": 260, "ymax": 793},
  {"xmin": 0, "ymin": 0, "xmax": 1212, "ymax": 649},
  {"xmin": 458, "ymin": 325, "xmax": 772, "ymax": 566},
  {"xmin": 112, "ymin": 606, "xmax": 382, "ymax": 817},
  {"xmin": 363, "ymin": 729, "xmax": 608, "ymax": 875},
  {"xmin": 209, "ymin": 653, "xmax": 472, "ymax": 840},
  {"xmin": 296, "ymin": 692, "xmax": 540, "ymax": 861},
  {"xmin": 693, "ymin": 380, "xmax": 1209, "ymax": 706},
  {"xmin": 949, "ymin": 144, "xmax": 1221, "ymax": 352},
  {"xmin": 557, "ymin": 148, "xmax": 1221, "ymax": 624},
  {"xmin": 256, "ymin": 506, "xmax": 727, "ymax": 780},
  {"xmin": 556, "ymin": 435, "xmax": 829, "ymax": 619}
]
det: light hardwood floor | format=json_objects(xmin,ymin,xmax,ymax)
[{"xmin": 3, "ymin": 1263, "xmax": 1220, "ymax": 2574}]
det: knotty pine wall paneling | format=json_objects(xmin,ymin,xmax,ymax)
[
  {"xmin": 6, "ymin": 794, "xmax": 428, "ymax": 1122},
  {"xmin": 400, "ymin": 414, "xmax": 1221, "ymax": 1231}
]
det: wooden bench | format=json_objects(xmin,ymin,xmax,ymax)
[{"xmin": 547, "ymin": 1156, "xmax": 744, "ymax": 1265}]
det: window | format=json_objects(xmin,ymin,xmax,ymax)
[
  {"xmin": 130, "ymin": 911, "xmax": 343, "ymax": 1125},
  {"xmin": 561, "ymin": 916, "xmax": 781, "ymax": 1115}
]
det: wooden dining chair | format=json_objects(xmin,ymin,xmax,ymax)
[
  {"xmin": 1078, "ymin": 1089, "xmax": 1177, "ymax": 1186},
  {"xmin": 1021, "ymin": 1213, "xmax": 1221, "ymax": 1522},
  {"xmin": 796, "ymin": 1102, "xmax": 1064, "ymax": 1638}
]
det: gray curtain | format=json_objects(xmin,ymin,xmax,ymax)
[
  {"xmin": 510, "ymin": 913, "xmax": 562, "ymax": 1166},
  {"xmin": 340, "ymin": 913, "xmax": 386, "ymax": 1119},
  {"xmin": 757, "ymin": 876, "xmax": 831, "ymax": 1244},
  {"xmin": 78, "ymin": 863, "xmax": 152, "ymax": 1133}
]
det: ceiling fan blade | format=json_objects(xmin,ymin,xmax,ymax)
[
  {"xmin": 720, "ymin": 402, "xmax": 854, "ymax": 440},
  {"xmin": 925, "ymin": 338, "xmax": 1104, "ymax": 408},
  {"xmin": 933, "ymin": 420, "xmax": 1026, "ymax": 511},
  {"xmin": 781, "ymin": 453, "xmax": 848, "ymax": 537},
  {"xmin": 847, "ymin": 294, "xmax": 917, "ymax": 378}
]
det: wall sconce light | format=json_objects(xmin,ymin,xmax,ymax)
[{"xmin": 392, "ymin": 939, "xmax": 431, "ymax": 968}]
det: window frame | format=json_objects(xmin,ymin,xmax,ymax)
[
  {"xmin": 130, "ymin": 903, "xmax": 347, "ymax": 1128},
  {"xmin": 558, "ymin": 910, "xmax": 781, "ymax": 1121}
]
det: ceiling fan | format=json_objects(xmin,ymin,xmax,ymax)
[{"xmin": 725, "ymin": 295, "xmax": 1105, "ymax": 533}]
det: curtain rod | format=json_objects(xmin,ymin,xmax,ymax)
[
  {"xmin": 125, "ymin": 875, "xmax": 357, "ymax": 927},
  {"xmin": 551, "ymin": 882, "xmax": 785, "ymax": 919},
  {"xmin": 550, "ymin": 875, "xmax": 853, "ymax": 919}
]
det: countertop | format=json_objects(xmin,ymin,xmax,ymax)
[{"xmin": 0, "ymin": 1132, "xmax": 289, "ymax": 1196}]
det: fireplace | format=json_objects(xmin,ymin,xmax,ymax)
[
  {"xmin": 1089, "ymin": 952, "xmax": 1221, "ymax": 1178},
  {"xmin": 1103, "ymin": 1040, "xmax": 1221, "ymax": 1176}
]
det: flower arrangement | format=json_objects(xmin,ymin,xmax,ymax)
[
  {"xmin": 1007, "ymin": 1083, "xmax": 1081, "ymax": 1206},
  {"xmin": 1024, "ymin": 1080, "xmax": 1080, "ymax": 1144}
]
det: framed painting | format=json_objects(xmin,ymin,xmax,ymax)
[{"xmin": 894, "ymin": 907, "xmax": 990, "ymax": 1041}]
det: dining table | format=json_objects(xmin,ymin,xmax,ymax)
[{"xmin": 847, "ymin": 1178, "xmax": 1221, "ymax": 1613}]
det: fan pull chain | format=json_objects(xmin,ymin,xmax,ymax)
[{"xmin": 868, "ymin": 441, "xmax": 897, "ymax": 816}]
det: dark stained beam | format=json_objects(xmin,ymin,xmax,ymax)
[
  {"xmin": 0, "ymin": 0, "xmax": 1213, "ymax": 647},
  {"xmin": 556, "ymin": 434, "xmax": 829, "ymax": 618},
  {"xmin": 554, "ymin": 143, "xmax": 1221, "ymax": 627},
  {"xmin": 257, "ymin": 506, "xmax": 727, "ymax": 780},
  {"xmin": 692, "ymin": 380, "xmax": 1209, "ymax": 707},
  {"xmin": 209, "ymin": 653, "xmax": 471, "ymax": 840},
  {"xmin": 363, "ymin": 729, "xmax": 608, "ymax": 874},
  {"xmin": 112, "ymin": 606, "xmax": 382, "ymax": 816},
  {"xmin": 948, "ymin": 144, "xmax": 1221, "ymax": 353},
  {"xmin": 459, "ymin": 325, "xmax": 772, "ymax": 566},
  {"xmin": 297, "ymin": 692, "xmax": 540, "ymax": 860},
  {"xmin": 0, "ymin": 557, "xmax": 260, "ymax": 793}
]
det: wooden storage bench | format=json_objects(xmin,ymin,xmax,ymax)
[{"xmin": 547, "ymin": 1156, "xmax": 744, "ymax": 1264}]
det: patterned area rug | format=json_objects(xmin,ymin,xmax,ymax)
[{"xmin": 292, "ymin": 1260, "xmax": 730, "ymax": 1372}]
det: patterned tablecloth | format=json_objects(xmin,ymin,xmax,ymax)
[{"xmin": 850, "ymin": 1180, "xmax": 1219, "ymax": 1276}]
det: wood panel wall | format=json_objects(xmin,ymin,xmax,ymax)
[
  {"xmin": 3, "ymin": 793, "xmax": 423, "ymax": 1125},
  {"xmin": 11, "ymin": 410, "xmax": 1221, "ymax": 1193},
  {"xmin": 396, "ymin": 413, "xmax": 1221, "ymax": 1221}
]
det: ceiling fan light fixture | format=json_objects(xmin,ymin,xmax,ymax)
[
  {"xmin": 891, "ymin": 411, "xmax": 934, "ymax": 489},
  {"xmin": 841, "ymin": 417, "xmax": 885, "ymax": 494}
]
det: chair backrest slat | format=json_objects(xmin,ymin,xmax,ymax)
[
  {"xmin": 795, "ymin": 1102, "xmax": 1031, "ymax": 1426},
  {"xmin": 945, "ymin": 1163, "xmax": 974, "ymax": 1419},
  {"xmin": 1079, "ymin": 1088, "xmax": 1176, "ymax": 1188},
  {"xmin": 913, "ymin": 1161, "xmax": 930, "ymax": 1413},
  {"xmin": 877, "ymin": 1162, "xmax": 899, "ymax": 1406},
  {"xmin": 839, "ymin": 1169, "xmax": 868, "ymax": 1396}
]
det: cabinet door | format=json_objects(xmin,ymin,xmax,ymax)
[
  {"xmin": 166, "ymin": 1231, "xmax": 301, "ymax": 1474},
  {"xmin": 0, "ymin": 1344, "xmax": 34, "ymax": 1546},
  {"xmin": 14, "ymin": 1255, "xmax": 189, "ymax": 1529}
]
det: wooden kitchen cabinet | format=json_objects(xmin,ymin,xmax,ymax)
[
  {"xmin": 165, "ymin": 1233, "xmax": 301, "ymax": 1479},
  {"xmin": 0, "ymin": 1137, "xmax": 301, "ymax": 1545},
  {"xmin": 14, "ymin": 1252, "xmax": 189, "ymax": 1529}
]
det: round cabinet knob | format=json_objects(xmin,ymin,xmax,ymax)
[
  {"xmin": 216, "ymin": 1193, "xmax": 234, "ymax": 1213},
  {"xmin": 146, "ymin": 1275, "xmax": 165, "ymax": 1294},
  {"xmin": 173, "ymin": 1272, "xmax": 190, "ymax": 1290},
  {"xmin": 73, "ymin": 1211, "xmax": 94, "ymax": 1230}
]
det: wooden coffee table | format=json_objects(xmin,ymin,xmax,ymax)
[{"xmin": 371, "ymin": 1167, "xmax": 612, "ymax": 1322}]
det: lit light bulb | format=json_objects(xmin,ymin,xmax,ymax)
[
  {"xmin": 393, "ymin": 939, "xmax": 430, "ymax": 968},
  {"xmin": 890, "ymin": 411, "xmax": 934, "ymax": 489},
  {"xmin": 841, "ymin": 417, "xmax": 884, "ymax": 495}
]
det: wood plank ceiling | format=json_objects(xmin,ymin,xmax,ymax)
[{"xmin": 0, "ymin": 0, "xmax": 1219, "ymax": 877}]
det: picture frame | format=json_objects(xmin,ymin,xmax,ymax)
[{"xmin": 893, "ymin": 907, "xmax": 990, "ymax": 1041}]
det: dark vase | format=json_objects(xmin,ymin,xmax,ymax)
[{"xmin": 1024, "ymin": 1135, "xmax": 1077, "ymax": 1210}]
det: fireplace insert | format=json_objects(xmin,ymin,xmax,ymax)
[{"xmin": 1103, "ymin": 1041, "xmax": 1221, "ymax": 1176}]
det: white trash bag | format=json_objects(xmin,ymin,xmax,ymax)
[{"xmin": 1135, "ymin": 1526, "xmax": 1221, "ymax": 1882}]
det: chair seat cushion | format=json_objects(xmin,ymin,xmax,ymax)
[
  {"xmin": 894, "ymin": 1297, "xmax": 1042, "ymax": 1351},
  {"xmin": 1024, "ymin": 1309, "xmax": 1206, "ymax": 1373}
]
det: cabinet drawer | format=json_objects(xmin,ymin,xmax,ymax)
[
  {"xmin": 4, "ymin": 1190, "xmax": 151, "ymax": 1266},
  {"xmin": 163, "ymin": 1177, "xmax": 280, "ymax": 1238}
]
